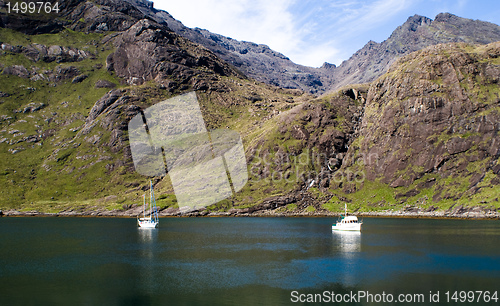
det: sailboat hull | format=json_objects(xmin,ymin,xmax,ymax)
[{"xmin": 138, "ymin": 219, "xmax": 158, "ymax": 228}]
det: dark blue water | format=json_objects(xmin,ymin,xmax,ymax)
[{"xmin": 0, "ymin": 217, "xmax": 499, "ymax": 305}]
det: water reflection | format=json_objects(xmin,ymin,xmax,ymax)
[
  {"xmin": 137, "ymin": 227, "xmax": 158, "ymax": 292},
  {"xmin": 138, "ymin": 228, "xmax": 158, "ymax": 262},
  {"xmin": 1, "ymin": 218, "xmax": 499, "ymax": 305},
  {"xmin": 331, "ymin": 231, "xmax": 362, "ymax": 285},
  {"xmin": 332, "ymin": 231, "xmax": 361, "ymax": 255},
  {"xmin": 138, "ymin": 228, "xmax": 157, "ymax": 244}
]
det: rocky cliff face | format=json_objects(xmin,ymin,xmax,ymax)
[
  {"xmin": 0, "ymin": 0, "xmax": 146, "ymax": 34},
  {"xmin": 240, "ymin": 42, "xmax": 500, "ymax": 216},
  {"xmin": 337, "ymin": 42, "xmax": 500, "ymax": 211},
  {"xmin": 105, "ymin": 19, "xmax": 238, "ymax": 87}
]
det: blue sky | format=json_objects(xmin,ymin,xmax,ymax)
[{"xmin": 155, "ymin": 0, "xmax": 500, "ymax": 67}]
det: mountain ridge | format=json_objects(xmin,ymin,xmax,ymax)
[
  {"xmin": 122, "ymin": 1, "xmax": 500, "ymax": 94},
  {"xmin": 123, "ymin": 0, "xmax": 331, "ymax": 94},
  {"xmin": 328, "ymin": 12, "xmax": 500, "ymax": 91}
]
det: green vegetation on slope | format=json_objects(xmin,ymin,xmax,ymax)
[{"xmin": 1, "ymin": 27, "xmax": 499, "ymax": 216}]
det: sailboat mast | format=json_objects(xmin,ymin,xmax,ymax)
[
  {"xmin": 149, "ymin": 180, "xmax": 158, "ymax": 223},
  {"xmin": 150, "ymin": 180, "xmax": 152, "ymax": 218}
]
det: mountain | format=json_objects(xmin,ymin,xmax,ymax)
[
  {"xmin": 0, "ymin": 0, "xmax": 312, "ymax": 214},
  {"xmin": 330, "ymin": 13, "xmax": 500, "ymax": 91},
  {"xmin": 122, "ymin": 0, "xmax": 332, "ymax": 94},
  {"xmin": 122, "ymin": 1, "xmax": 500, "ymax": 94},
  {"xmin": 0, "ymin": 0, "xmax": 499, "ymax": 218}
]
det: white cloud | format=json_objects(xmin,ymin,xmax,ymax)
[
  {"xmin": 159, "ymin": 0, "xmax": 297, "ymax": 51},
  {"xmin": 290, "ymin": 42, "xmax": 341, "ymax": 67},
  {"xmin": 359, "ymin": 0, "xmax": 412, "ymax": 27},
  {"xmin": 296, "ymin": 0, "xmax": 416, "ymax": 65},
  {"xmin": 155, "ymin": 0, "xmax": 388, "ymax": 67},
  {"xmin": 157, "ymin": 0, "xmax": 335, "ymax": 66},
  {"xmin": 153, "ymin": 0, "xmax": 416, "ymax": 67}
]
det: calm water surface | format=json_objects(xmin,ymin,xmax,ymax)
[{"xmin": 0, "ymin": 217, "xmax": 499, "ymax": 305}]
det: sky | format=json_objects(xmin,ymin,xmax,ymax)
[{"xmin": 154, "ymin": 0, "xmax": 500, "ymax": 68}]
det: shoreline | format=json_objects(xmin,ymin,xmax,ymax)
[
  {"xmin": 3, "ymin": 190, "xmax": 498, "ymax": 220},
  {"xmin": 1, "ymin": 207, "xmax": 499, "ymax": 220}
]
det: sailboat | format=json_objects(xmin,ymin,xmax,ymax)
[
  {"xmin": 332, "ymin": 203, "xmax": 362, "ymax": 231},
  {"xmin": 137, "ymin": 180, "xmax": 159, "ymax": 228}
]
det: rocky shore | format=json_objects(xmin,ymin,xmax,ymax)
[
  {"xmin": 2, "ymin": 190, "xmax": 498, "ymax": 219},
  {"xmin": 1, "ymin": 204, "xmax": 498, "ymax": 219}
]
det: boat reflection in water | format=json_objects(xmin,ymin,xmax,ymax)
[
  {"xmin": 136, "ymin": 227, "xmax": 157, "ymax": 291},
  {"xmin": 138, "ymin": 227, "xmax": 156, "ymax": 244},
  {"xmin": 138, "ymin": 225, "xmax": 157, "ymax": 261},
  {"xmin": 332, "ymin": 230, "xmax": 362, "ymax": 285},
  {"xmin": 332, "ymin": 230, "xmax": 361, "ymax": 254}
]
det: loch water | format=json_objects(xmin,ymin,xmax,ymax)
[{"xmin": 0, "ymin": 217, "xmax": 499, "ymax": 305}]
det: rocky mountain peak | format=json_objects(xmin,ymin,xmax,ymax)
[
  {"xmin": 393, "ymin": 14, "xmax": 432, "ymax": 35},
  {"xmin": 327, "ymin": 12, "xmax": 500, "ymax": 92},
  {"xmin": 320, "ymin": 62, "xmax": 336, "ymax": 70},
  {"xmin": 127, "ymin": 0, "xmax": 154, "ymax": 11},
  {"xmin": 434, "ymin": 12, "xmax": 463, "ymax": 23}
]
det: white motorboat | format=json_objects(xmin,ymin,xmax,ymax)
[
  {"xmin": 137, "ymin": 181, "xmax": 159, "ymax": 228},
  {"xmin": 332, "ymin": 204, "xmax": 362, "ymax": 231}
]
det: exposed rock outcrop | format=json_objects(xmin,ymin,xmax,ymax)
[
  {"xmin": 2, "ymin": 42, "xmax": 91, "ymax": 63},
  {"xmin": 95, "ymin": 79, "xmax": 116, "ymax": 88},
  {"xmin": 105, "ymin": 19, "xmax": 239, "ymax": 86},
  {"xmin": 342, "ymin": 42, "xmax": 500, "ymax": 201},
  {"xmin": 1, "ymin": 61, "xmax": 83, "ymax": 83},
  {"xmin": 65, "ymin": 0, "xmax": 146, "ymax": 33}
]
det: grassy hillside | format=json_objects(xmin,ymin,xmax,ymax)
[
  {"xmin": 1, "ymin": 25, "xmax": 499, "ymax": 216},
  {"xmin": 0, "ymin": 26, "xmax": 311, "ymax": 213}
]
